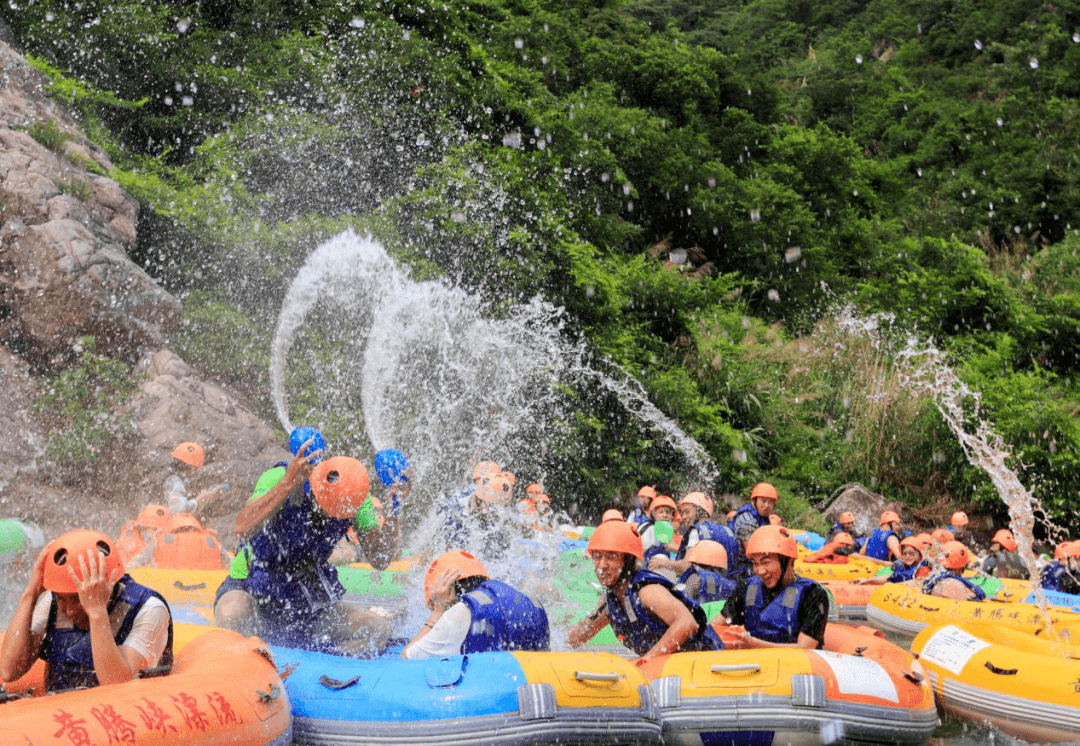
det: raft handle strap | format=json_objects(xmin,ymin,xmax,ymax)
[
  {"xmin": 173, "ymin": 580, "xmax": 208, "ymax": 591},
  {"xmin": 0, "ymin": 686, "xmax": 31, "ymax": 705},
  {"xmin": 711, "ymin": 664, "xmax": 761, "ymax": 673},
  {"xmin": 137, "ymin": 665, "xmax": 172, "ymax": 679},
  {"xmin": 257, "ymin": 684, "xmax": 283, "ymax": 702},
  {"xmin": 854, "ymin": 646, "xmax": 868, "ymax": 656},
  {"xmin": 320, "ymin": 674, "xmax": 360, "ymax": 690},
  {"xmin": 574, "ymin": 671, "xmax": 625, "ymax": 682},
  {"xmin": 984, "ymin": 661, "xmax": 1018, "ymax": 676},
  {"xmin": 902, "ymin": 669, "xmax": 924, "ymax": 683}
]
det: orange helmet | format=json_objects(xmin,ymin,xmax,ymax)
[
  {"xmin": 310, "ymin": 456, "xmax": 370, "ymax": 519},
  {"xmin": 648, "ymin": 495, "xmax": 678, "ymax": 519},
  {"xmin": 832, "ymin": 532, "xmax": 855, "ymax": 547},
  {"xmin": 680, "ymin": 491, "xmax": 714, "ymax": 518},
  {"xmin": 992, "ymin": 529, "xmax": 1017, "ymax": 553},
  {"xmin": 879, "ymin": 510, "xmax": 901, "ymax": 526},
  {"xmin": 932, "ymin": 528, "xmax": 955, "ymax": 544},
  {"xmin": 950, "ymin": 511, "xmax": 969, "ymax": 527},
  {"xmin": 838, "ymin": 511, "xmax": 856, "ymax": 524},
  {"xmin": 745, "ymin": 525, "xmax": 798, "ymax": 559},
  {"xmin": 526, "ymin": 483, "xmax": 543, "ymax": 496},
  {"xmin": 134, "ymin": 504, "xmax": 171, "ymax": 530},
  {"xmin": 503, "ymin": 471, "xmax": 517, "ymax": 488},
  {"xmin": 769, "ymin": 513, "xmax": 783, "ymax": 525},
  {"xmin": 636, "ymin": 485, "xmax": 657, "ymax": 501},
  {"xmin": 586, "ymin": 519, "xmax": 644, "ymax": 560},
  {"xmin": 471, "ymin": 460, "xmax": 501, "ymax": 483},
  {"xmin": 165, "ymin": 514, "xmax": 202, "ymax": 532},
  {"xmin": 43, "ymin": 530, "xmax": 124, "ymax": 593},
  {"xmin": 424, "ymin": 551, "xmax": 489, "ymax": 608},
  {"xmin": 899, "ymin": 536, "xmax": 924, "ymax": 557},
  {"xmin": 725, "ymin": 509, "xmax": 736, "ymax": 522},
  {"xmin": 751, "ymin": 483, "xmax": 779, "ymax": 502},
  {"xmin": 475, "ymin": 474, "xmax": 513, "ymax": 504},
  {"xmin": 1063, "ymin": 541, "xmax": 1080, "ymax": 559},
  {"xmin": 940, "ymin": 540, "xmax": 971, "ymax": 570},
  {"xmin": 534, "ymin": 492, "xmax": 550, "ymax": 504},
  {"xmin": 913, "ymin": 533, "xmax": 936, "ymax": 551},
  {"xmin": 685, "ymin": 540, "xmax": 728, "ymax": 570},
  {"xmin": 172, "ymin": 441, "xmax": 205, "ymax": 469},
  {"xmin": 601, "ymin": 509, "xmax": 624, "ymax": 523}
]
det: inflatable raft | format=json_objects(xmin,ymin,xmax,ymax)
[
  {"xmin": 641, "ymin": 623, "xmax": 937, "ymax": 745},
  {"xmin": 274, "ymin": 646, "xmax": 662, "ymax": 745},
  {"xmin": 911, "ymin": 623, "xmax": 1080, "ymax": 743},
  {"xmin": 0, "ymin": 628, "xmax": 292, "ymax": 746},
  {"xmin": 866, "ymin": 580, "xmax": 1080, "ymax": 638},
  {"xmin": 795, "ymin": 555, "xmax": 882, "ymax": 581}
]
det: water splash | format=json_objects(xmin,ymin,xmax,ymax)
[{"xmin": 270, "ymin": 229, "xmax": 718, "ymax": 499}]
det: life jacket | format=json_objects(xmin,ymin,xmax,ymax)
[
  {"xmin": 626, "ymin": 507, "xmax": 650, "ymax": 527},
  {"xmin": 676, "ymin": 565, "xmax": 736, "ymax": 603},
  {"xmin": 152, "ymin": 516, "xmax": 227, "ymax": 570},
  {"xmin": 677, "ymin": 521, "xmax": 739, "ymax": 575},
  {"xmin": 604, "ymin": 570, "xmax": 723, "ymax": 656},
  {"xmin": 743, "ymin": 575, "xmax": 819, "ymax": 645},
  {"xmin": 41, "ymin": 575, "xmax": 173, "ymax": 692},
  {"xmin": 863, "ymin": 529, "xmax": 899, "ymax": 561},
  {"xmin": 887, "ymin": 559, "xmax": 927, "ymax": 583},
  {"xmin": 244, "ymin": 481, "xmax": 353, "ymax": 636},
  {"xmin": 459, "ymin": 579, "xmax": 550, "ymax": 654},
  {"xmin": 922, "ymin": 571, "xmax": 986, "ymax": 600},
  {"xmin": 727, "ymin": 503, "xmax": 769, "ymax": 535},
  {"xmin": 1040, "ymin": 562, "xmax": 1080, "ymax": 593}
]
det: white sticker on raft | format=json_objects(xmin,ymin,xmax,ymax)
[
  {"xmin": 814, "ymin": 650, "xmax": 899, "ymax": 704},
  {"xmin": 917, "ymin": 624, "xmax": 990, "ymax": 675}
]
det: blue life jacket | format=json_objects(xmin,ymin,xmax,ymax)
[
  {"xmin": 244, "ymin": 481, "xmax": 352, "ymax": 638},
  {"xmin": 604, "ymin": 570, "xmax": 723, "ymax": 656},
  {"xmin": 677, "ymin": 520, "xmax": 739, "ymax": 573},
  {"xmin": 626, "ymin": 507, "xmax": 650, "ymax": 527},
  {"xmin": 42, "ymin": 575, "xmax": 173, "ymax": 692},
  {"xmin": 676, "ymin": 565, "xmax": 736, "ymax": 603},
  {"xmin": 727, "ymin": 503, "xmax": 769, "ymax": 535},
  {"xmin": 743, "ymin": 575, "xmax": 818, "ymax": 645},
  {"xmin": 863, "ymin": 529, "xmax": 899, "ymax": 560},
  {"xmin": 459, "ymin": 579, "xmax": 550, "ymax": 654},
  {"xmin": 887, "ymin": 560, "xmax": 927, "ymax": 583},
  {"xmin": 1040, "ymin": 562, "xmax": 1079, "ymax": 593},
  {"xmin": 922, "ymin": 571, "xmax": 986, "ymax": 600}
]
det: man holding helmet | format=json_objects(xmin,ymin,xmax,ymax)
[
  {"xmin": 567, "ymin": 520, "xmax": 723, "ymax": 661},
  {"xmin": 0, "ymin": 530, "xmax": 172, "ymax": 691},
  {"xmin": 722, "ymin": 525, "xmax": 829, "ymax": 650},
  {"xmin": 650, "ymin": 492, "xmax": 738, "ymax": 579}
]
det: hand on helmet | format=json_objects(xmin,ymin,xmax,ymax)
[{"xmin": 70, "ymin": 547, "xmax": 121, "ymax": 619}]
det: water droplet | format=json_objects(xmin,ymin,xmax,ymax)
[
  {"xmin": 585, "ymin": 285, "xmax": 595, "ymax": 298},
  {"xmin": 974, "ymin": 39, "xmax": 982, "ymax": 50},
  {"xmin": 536, "ymin": 139, "xmax": 546, "ymax": 151},
  {"xmin": 732, "ymin": 449, "xmax": 748, "ymax": 463},
  {"xmin": 917, "ymin": 168, "xmax": 923, "ymax": 177},
  {"xmin": 175, "ymin": 82, "xmax": 183, "ymax": 92},
  {"xmin": 350, "ymin": 17, "xmax": 365, "ymax": 28},
  {"xmin": 164, "ymin": 95, "xmax": 173, "ymax": 106},
  {"xmin": 996, "ymin": 117, "xmax": 1004, "ymax": 126},
  {"xmin": 1073, "ymin": 33, "xmax": 1080, "ymax": 43},
  {"xmin": 669, "ymin": 248, "xmax": 687, "ymax": 265},
  {"xmin": 514, "ymin": 37, "xmax": 524, "ymax": 49},
  {"xmin": 852, "ymin": 189, "xmax": 859, "ymax": 197},
  {"xmin": 403, "ymin": 30, "xmax": 410, "ymax": 40},
  {"xmin": 767, "ymin": 289, "xmax": 780, "ymax": 302},
  {"xmin": 502, "ymin": 131, "xmax": 521, "ymax": 148},
  {"xmin": 855, "ymin": 54, "xmax": 863, "ymax": 64},
  {"xmin": 626, "ymin": 200, "xmax": 634, "ymax": 212},
  {"xmin": 622, "ymin": 182, "xmax": 631, "ymax": 196},
  {"xmin": 750, "ymin": 208, "xmax": 761, "ymax": 222},
  {"xmin": 177, "ymin": 18, "xmax": 190, "ymax": 33},
  {"xmin": 600, "ymin": 172, "xmax": 610, "ymax": 183},
  {"xmin": 784, "ymin": 247, "xmax": 802, "ymax": 263},
  {"xmin": 416, "ymin": 134, "xmax": 426, "ymax": 146},
  {"xmin": 450, "ymin": 211, "xmax": 466, "ymax": 223},
  {"xmin": 707, "ymin": 176, "xmax": 716, "ymax": 188},
  {"xmin": 1029, "ymin": 57, "xmax": 1039, "ymax": 69},
  {"xmin": 181, "ymin": 95, "xmax": 194, "ymax": 106},
  {"xmin": 1013, "ymin": 225, "xmax": 1021, "ymax": 234},
  {"xmin": 45, "ymin": 11, "xmax": 54, "ymax": 21}
]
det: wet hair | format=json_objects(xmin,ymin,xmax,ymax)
[{"xmin": 454, "ymin": 575, "xmax": 487, "ymax": 598}]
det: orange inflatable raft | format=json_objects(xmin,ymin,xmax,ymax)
[{"xmin": 0, "ymin": 629, "xmax": 291, "ymax": 746}]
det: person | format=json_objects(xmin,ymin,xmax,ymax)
[
  {"xmin": 213, "ymin": 443, "xmax": 392, "ymax": 655},
  {"xmin": 436, "ymin": 459, "xmax": 516, "ymax": 562},
  {"xmin": 931, "ymin": 527, "xmax": 955, "ymax": 544},
  {"xmin": 722, "ymin": 525, "xmax": 830, "ymax": 649},
  {"xmin": 861, "ymin": 510, "xmax": 903, "ymax": 562},
  {"xmin": 947, "ymin": 511, "xmax": 969, "ymax": 540},
  {"xmin": 626, "ymin": 485, "xmax": 658, "ymax": 526},
  {"xmin": 981, "ymin": 528, "xmax": 1027, "ymax": 579},
  {"xmin": 568, "ymin": 520, "xmax": 723, "ymax": 660},
  {"xmin": 650, "ymin": 492, "xmax": 738, "ymax": 580},
  {"xmin": 856, "ymin": 536, "xmax": 930, "ymax": 585},
  {"xmin": 923, "ymin": 541, "xmax": 985, "ymax": 601},
  {"xmin": 727, "ymin": 483, "xmax": 779, "ymax": 570},
  {"xmin": 674, "ymin": 540, "xmax": 736, "ymax": 605},
  {"xmin": 803, "ymin": 532, "xmax": 857, "ymax": 564},
  {"xmin": 638, "ymin": 494, "xmax": 678, "ymax": 565},
  {"xmin": 402, "ymin": 551, "xmax": 549, "ymax": 659},
  {"xmin": 830, "ymin": 511, "xmax": 857, "ymax": 538},
  {"xmin": 331, "ymin": 447, "xmax": 412, "ymax": 565},
  {"xmin": 0, "ymin": 530, "xmax": 172, "ymax": 691},
  {"xmin": 1040, "ymin": 541, "xmax": 1080, "ymax": 595}
]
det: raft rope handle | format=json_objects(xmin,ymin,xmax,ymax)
[
  {"xmin": 257, "ymin": 684, "xmax": 283, "ymax": 702},
  {"xmin": 173, "ymin": 580, "xmax": 208, "ymax": 591},
  {"xmin": 902, "ymin": 669, "xmax": 924, "ymax": 683},
  {"xmin": 574, "ymin": 671, "xmax": 625, "ymax": 682},
  {"xmin": 711, "ymin": 664, "xmax": 762, "ymax": 673},
  {"xmin": 983, "ymin": 661, "xmax": 1018, "ymax": 676}
]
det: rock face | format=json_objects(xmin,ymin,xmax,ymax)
[
  {"xmin": 825, "ymin": 483, "xmax": 908, "ymax": 538},
  {"xmin": 0, "ymin": 39, "xmax": 180, "ymax": 365},
  {"xmin": 0, "ymin": 39, "xmax": 287, "ymax": 546}
]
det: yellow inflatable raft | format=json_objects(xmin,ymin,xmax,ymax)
[
  {"xmin": 866, "ymin": 580, "xmax": 1080, "ymax": 639},
  {"xmin": 795, "ymin": 555, "xmax": 884, "ymax": 581},
  {"xmin": 911, "ymin": 623, "xmax": 1080, "ymax": 743}
]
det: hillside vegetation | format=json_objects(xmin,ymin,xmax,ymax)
[{"xmin": 4, "ymin": 0, "xmax": 1078, "ymax": 530}]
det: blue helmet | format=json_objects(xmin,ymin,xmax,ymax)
[
  {"xmin": 374, "ymin": 449, "xmax": 409, "ymax": 487},
  {"xmin": 289, "ymin": 426, "xmax": 326, "ymax": 464}
]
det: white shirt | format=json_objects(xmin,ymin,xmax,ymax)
[
  {"xmin": 401, "ymin": 602, "xmax": 471, "ymax": 660},
  {"xmin": 31, "ymin": 591, "xmax": 171, "ymax": 670}
]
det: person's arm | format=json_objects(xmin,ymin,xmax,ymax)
[
  {"xmin": 234, "ymin": 443, "xmax": 318, "ymax": 536},
  {"xmin": 886, "ymin": 535, "xmax": 902, "ymax": 561},
  {"xmin": 73, "ymin": 549, "xmax": 147, "ymax": 685},
  {"xmin": 0, "ymin": 548, "xmax": 48, "ymax": 682},
  {"xmin": 649, "ymin": 556, "xmax": 691, "ymax": 574},
  {"xmin": 635, "ymin": 584, "xmax": 700, "ymax": 661},
  {"xmin": 402, "ymin": 562, "xmax": 461, "ymax": 658},
  {"xmin": 567, "ymin": 599, "xmax": 610, "ymax": 648},
  {"xmin": 931, "ymin": 577, "xmax": 981, "ymax": 601},
  {"xmin": 355, "ymin": 471, "xmax": 411, "ymax": 570}
]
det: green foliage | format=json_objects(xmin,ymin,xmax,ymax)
[
  {"xmin": 55, "ymin": 175, "xmax": 93, "ymax": 200},
  {"xmin": 32, "ymin": 337, "xmax": 141, "ymax": 477},
  {"xmin": 23, "ymin": 118, "xmax": 70, "ymax": 152}
]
